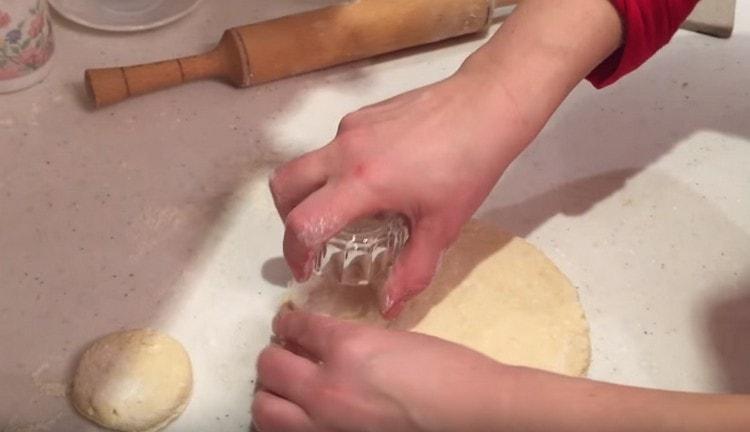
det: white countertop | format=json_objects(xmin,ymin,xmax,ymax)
[{"xmin": 1, "ymin": 1, "xmax": 749, "ymax": 430}]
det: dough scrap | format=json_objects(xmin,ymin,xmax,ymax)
[
  {"xmin": 290, "ymin": 220, "xmax": 591, "ymax": 376},
  {"xmin": 71, "ymin": 329, "xmax": 192, "ymax": 432}
]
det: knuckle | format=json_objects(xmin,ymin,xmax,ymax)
[
  {"xmin": 337, "ymin": 128, "xmax": 369, "ymax": 149},
  {"xmin": 341, "ymin": 159, "xmax": 386, "ymax": 195},
  {"xmin": 332, "ymin": 329, "xmax": 372, "ymax": 359},
  {"xmin": 333, "ymin": 120, "xmax": 371, "ymax": 154},
  {"xmin": 349, "ymin": 162, "xmax": 373, "ymax": 183},
  {"xmin": 337, "ymin": 111, "xmax": 361, "ymax": 133},
  {"xmin": 276, "ymin": 311, "xmax": 305, "ymax": 343},
  {"xmin": 313, "ymin": 380, "xmax": 347, "ymax": 409},
  {"xmin": 284, "ymin": 210, "xmax": 307, "ymax": 238}
]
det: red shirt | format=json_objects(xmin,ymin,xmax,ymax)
[{"xmin": 587, "ymin": 0, "xmax": 700, "ymax": 88}]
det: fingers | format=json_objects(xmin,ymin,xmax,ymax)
[
  {"xmin": 251, "ymin": 390, "xmax": 314, "ymax": 432},
  {"xmin": 380, "ymin": 221, "xmax": 450, "ymax": 318},
  {"xmin": 273, "ymin": 309, "xmax": 348, "ymax": 362},
  {"xmin": 270, "ymin": 148, "xmax": 330, "ymax": 221},
  {"xmin": 283, "ymin": 182, "xmax": 378, "ymax": 281},
  {"xmin": 256, "ymin": 344, "xmax": 317, "ymax": 403}
]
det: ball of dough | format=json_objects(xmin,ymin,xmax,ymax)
[
  {"xmin": 71, "ymin": 329, "xmax": 193, "ymax": 432},
  {"xmin": 290, "ymin": 220, "xmax": 591, "ymax": 376}
]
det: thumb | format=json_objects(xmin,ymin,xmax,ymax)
[{"xmin": 380, "ymin": 221, "xmax": 450, "ymax": 318}]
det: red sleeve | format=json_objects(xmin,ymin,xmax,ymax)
[{"xmin": 587, "ymin": 0, "xmax": 699, "ymax": 88}]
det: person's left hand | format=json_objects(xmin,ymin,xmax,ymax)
[{"xmin": 252, "ymin": 308, "xmax": 517, "ymax": 432}]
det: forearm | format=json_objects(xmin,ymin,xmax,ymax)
[
  {"xmin": 501, "ymin": 366, "xmax": 750, "ymax": 432},
  {"xmin": 453, "ymin": 0, "xmax": 622, "ymax": 146}
]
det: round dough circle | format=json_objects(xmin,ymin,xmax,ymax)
[
  {"xmin": 291, "ymin": 220, "xmax": 591, "ymax": 376},
  {"xmin": 71, "ymin": 329, "xmax": 193, "ymax": 432}
]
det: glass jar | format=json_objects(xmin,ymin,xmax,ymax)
[{"xmin": 314, "ymin": 213, "xmax": 409, "ymax": 287}]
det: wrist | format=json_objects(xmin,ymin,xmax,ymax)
[
  {"xmin": 454, "ymin": 0, "xmax": 623, "ymax": 134},
  {"xmin": 496, "ymin": 367, "xmax": 750, "ymax": 432},
  {"xmin": 434, "ymin": 68, "xmax": 537, "ymax": 171},
  {"xmin": 456, "ymin": 363, "xmax": 531, "ymax": 431}
]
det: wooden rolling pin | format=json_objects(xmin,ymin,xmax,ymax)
[{"xmin": 85, "ymin": 0, "xmax": 516, "ymax": 107}]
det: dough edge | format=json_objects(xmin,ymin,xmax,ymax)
[{"xmin": 288, "ymin": 219, "xmax": 592, "ymax": 377}]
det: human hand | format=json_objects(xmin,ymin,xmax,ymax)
[
  {"xmin": 269, "ymin": 0, "xmax": 627, "ymax": 318},
  {"xmin": 269, "ymin": 72, "xmax": 531, "ymax": 317},
  {"xmin": 252, "ymin": 308, "xmax": 515, "ymax": 432},
  {"xmin": 253, "ymin": 310, "xmax": 750, "ymax": 432}
]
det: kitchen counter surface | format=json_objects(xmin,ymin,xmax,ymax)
[{"xmin": 1, "ymin": 1, "xmax": 749, "ymax": 430}]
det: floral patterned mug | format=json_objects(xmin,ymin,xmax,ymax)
[{"xmin": 0, "ymin": 0, "xmax": 55, "ymax": 93}]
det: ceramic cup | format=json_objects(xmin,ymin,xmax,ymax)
[{"xmin": 0, "ymin": 0, "xmax": 55, "ymax": 93}]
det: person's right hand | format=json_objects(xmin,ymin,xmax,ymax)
[{"xmin": 269, "ymin": 71, "xmax": 532, "ymax": 317}]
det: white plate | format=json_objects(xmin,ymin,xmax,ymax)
[{"xmin": 48, "ymin": 0, "xmax": 202, "ymax": 32}]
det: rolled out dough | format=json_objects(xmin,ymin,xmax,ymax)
[
  {"xmin": 290, "ymin": 220, "xmax": 591, "ymax": 376},
  {"xmin": 70, "ymin": 329, "xmax": 193, "ymax": 432}
]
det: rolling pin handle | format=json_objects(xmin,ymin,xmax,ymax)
[{"xmin": 84, "ymin": 44, "xmax": 234, "ymax": 108}]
